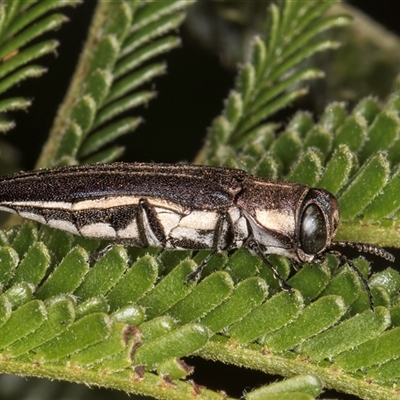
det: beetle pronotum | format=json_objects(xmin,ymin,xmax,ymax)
[{"xmin": 0, "ymin": 162, "xmax": 394, "ymax": 308}]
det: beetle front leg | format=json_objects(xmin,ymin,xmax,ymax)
[{"xmin": 245, "ymin": 237, "xmax": 293, "ymax": 293}]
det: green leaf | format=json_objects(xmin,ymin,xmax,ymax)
[
  {"xmin": 363, "ymin": 165, "xmax": 400, "ymax": 220},
  {"xmin": 10, "ymin": 222, "xmax": 38, "ymax": 258},
  {"xmin": 138, "ymin": 259, "xmax": 197, "ymax": 319},
  {"xmin": 0, "ymin": 300, "xmax": 47, "ymax": 350},
  {"xmin": 4, "ymin": 1, "xmax": 79, "ymax": 38},
  {"xmin": 106, "ymin": 63, "xmax": 165, "ymax": 104},
  {"xmin": 111, "ymin": 304, "xmax": 145, "ymax": 325},
  {"xmin": 115, "ymin": 36, "xmax": 180, "ymax": 78},
  {"xmin": 287, "ymin": 262, "xmax": 331, "ymax": 300},
  {"xmin": 36, "ymin": 246, "xmax": 89, "ymax": 299},
  {"xmin": 133, "ymin": 323, "xmax": 210, "ymax": 370},
  {"xmin": 333, "ymin": 114, "xmax": 367, "ymax": 152},
  {"xmin": 2, "ymin": 282, "xmax": 34, "ymax": 310},
  {"xmin": 33, "ymin": 313, "xmax": 111, "ymax": 361},
  {"xmin": 140, "ymin": 316, "xmax": 177, "ymax": 344},
  {"xmin": 335, "ymin": 325, "xmax": 400, "ymax": 372},
  {"xmin": 75, "ymin": 296, "xmax": 108, "ymax": 319},
  {"xmin": 156, "ymin": 358, "xmax": 193, "ymax": 380},
  {"xmin": 0, "ymin": 297, "xmax": 12, "ymax": 329},
  {"xmin": 79, "ymin": 117, "xmax": 142, "ymax": 157},
  {"xmin": 93, "ymin": 92, "xmax": 153, "ymax": 129},
  {"xmin": 0, "ymin": 246, "xmax": 19, "ymax": 286},
  {"xmin": 74, "ymin": 246, "xmax": 129, "ymax": 301},
  {"xmin": 246, "ymin": 375, "xmax": 323, "ymax": 400},
  {"xmin": 0, "ymin": 40, "xmax": 58, "ymax": 80},
  {"xmin": 300, "ymin": 307, "xmax": 390, "ymax": 362},
  {"xmin": 286, "ymin": 148, "xmax": 323, "ymax": 186},
  {"xmin": 55, "ymin": 122, "xmax": 83, "ymax": 160},
  {"xmin": 319, "ymin": 102, "xmax": 347, "ymax": 132},
  {"xmin": 317, "ymin": 144, "xmax": 354, "ymax": 194},
  {"xmin": 354, "ymin": 96, "xmax": 381, "ymax": 124},
  {"xmin": 167, "ymin": 272, "xmax": 234, "ymax": 324},
  {"xmin": 68, "ymin": 322, "xmax": 131, "ymax": 367},
  {"xmin": 71, "ymin": 95, "xmax": 97, "ymax": 136},
  {"xmin": 319, "ymin": 267, "xmax": 362, "ymax": 307},
  {"xmin": 6, "ymin": 296, "xmax": 75, "ymax": 357},
  {"xmin": 229, "ymin": 290, "xmax": 304, "ymax": 344},
  {"xmin": 199, "ymin": 277, "xmax": 268, "ymax": 334},
  {"xmin": 0, "ymin": 14, "xmax": 67, "ymax": 60},
  {"xmin": 10, "ymin": 241, "xmax": 50, "ymax": 286},
  {"xmin": 0, "ymin": 97, "xmax": 31, "ymax": 112},
  {"xmin": 107, "ymin": 255, "xmax": 159, "ymax": 312},
  {"xmin": 0, "ymin": 65, "xmax": 47, "ymax": 95},
  {"xmin": 270, "ymin": 130, "xmax": 303, "ymax": 172},
  {"xmin": 200, "ymin": 1, "xmax": 349, "ymax": 165},
  {"xmin": 262, "ymin": 296, "xmax": 346, "ymax": 352},
  {"xmin": 359, "ymin": 110, "xmax": 400, "ymax": 162},
  {"xmin": 83, "ymin": 145, "xmax": 125, "ymax": 164},
  {"xmin": 338, "ymin": 153, "xmax": 389, "ymax": 220}
]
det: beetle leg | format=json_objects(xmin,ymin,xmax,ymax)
[
  {"xmin": 246, "ymin": 237, "xmax": 293, "ymax": 293},
  {"xmin": 186, "ymin": 211, "xmax": 232, "ymax": 282},
  {"xmin": 137, "ymin": 198, "xmax": 167, "ymax": 247},
  {"xmin": 328, "ymin": 249, "xmax": 374, "ymax": 311}
]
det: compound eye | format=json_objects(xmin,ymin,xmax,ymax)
[{"xmin": 300, "ymin": 203, "xmax": 327, "ymax": 255}]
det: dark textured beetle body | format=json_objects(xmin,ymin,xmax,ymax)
[
  {"xmin": 0, "ymin": 162, "xmax": 394, "ymax": 307},
  {"xmin": 0, "ymin": 162, "xmax": 339, "ymax": 262}
]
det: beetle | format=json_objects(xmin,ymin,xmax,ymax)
[{"xmin": 0, "ymin": 162, "xmax": 394, "ymax": 307}]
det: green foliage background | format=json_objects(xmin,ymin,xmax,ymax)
[{"xmin": 1, "ymin": 1, "xmax": 400, "ymax": 400}]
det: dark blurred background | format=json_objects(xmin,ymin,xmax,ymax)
[{"xmin": 1, "ymin": 1, "xmax": 400, "ymax": 400}]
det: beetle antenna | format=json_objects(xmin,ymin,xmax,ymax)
[{"xmin": 331, "ymin": 241, "xmax": 395, "ymax": 263}]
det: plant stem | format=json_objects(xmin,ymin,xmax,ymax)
[
  {"xmin": 199, "ymin": 339, "xmax": 399, "ymax": 400},
  {"xmin": 36, "ymin": 2, "xmax": 108, "ymax": 169}
]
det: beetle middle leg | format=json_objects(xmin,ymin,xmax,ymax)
[
  {"xmin": 136, "ymin": 198, "xmax": 167, "ymax": 247},
  {"xmin": 186, "ymin": 211, "xmax": 233, "ymax": 282}
]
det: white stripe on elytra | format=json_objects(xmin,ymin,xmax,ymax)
[
  {"xmin": 1, "ymin": 196, "xmax": 187, "ymax": 213},
  {"xmin": 80, "ymin": 223, "xmax": 117, "ymax": 238},
  {"xmin": 0, "ymin": 205, "xmax": 18, "ymax": 214},
  {"xmin": 179, "ymin": 210, "xmax": 218, "ymax": 230},
  {"xmin": 1, "ymin": 201, "xmax": 71, "ymax": 209},
  {"xmin": 155, "ymin": 208, "xmax": 181, "ymax": 235},
  {"xmin": 18, "ymin": 211, "xmax": 46, "ymax": 224},
  {"xmin": 47, "ymin": 219, "xmax": 80, "ymax": 235},
  {"xmin": 117, "ymin": 220, "xmax": 140, "ymax": 239}
]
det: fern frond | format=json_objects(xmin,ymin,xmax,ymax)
[
  {"xmin": 198, "ymin": 0, "xmax": 350, "ymax": 166},
  {"xmin": 270, "ymin": 94, "xmax": 400, "ymax": 248},
  {"xmin": 37, "ymin": 0, "xmax": 193, "ymax": 169},
  {"xmin": 0, "ymin": 0, "xmax": 79, "ymax": 132}
]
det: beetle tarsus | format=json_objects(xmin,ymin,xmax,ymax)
[
  {"xmin": 246, "ymin": 237, "xmax": 294, "ymax": 294},
  {"xmin": 278, "ymin": 278, "xmax": 294, "ymax": 293},
  {"xmin": 185, "ymin": 252, "xmax": 214, "ymax": 283}
]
